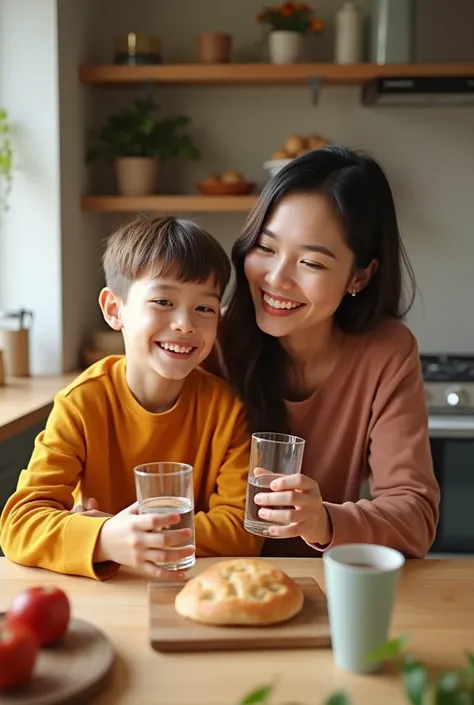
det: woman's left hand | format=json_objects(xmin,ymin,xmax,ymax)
[{"xmin": 254, "ymin": 473, "xmax": 333, "ymax": 546}]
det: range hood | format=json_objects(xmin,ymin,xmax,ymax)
[{"xmin": 362, "ymin": 76, "xmax": 474, "ymax": 106}]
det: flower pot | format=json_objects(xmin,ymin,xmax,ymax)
[
  {"xmin": 268, "ymin": 30, "xmax": 303, "ymax": 64},
  {"xmin": 114, "ymin": 157, "xmax": 157, "ymax": 196},
  {"xmin": 196, "ymin": 33, "xmax": 232, "ymax": 63}
]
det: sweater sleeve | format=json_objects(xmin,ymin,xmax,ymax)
[
  {"xmin": 0, "ymin": 394, "xmax": 117, "ymax": 580},
  {"xmin": 320, "ymin": 334, "xmax": 440, "ymax": 558},
  {"xmin": 194, "ymin": 405, "xmax": 263, "ymax": 558}
]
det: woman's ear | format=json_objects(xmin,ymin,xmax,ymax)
[
  {"xmin": 347, "ymin": 259, "xmax": 379, "ymax": 295},
  {"xmin": 98, "ymin": 288, "xmax": 123, "ymax": 330}
]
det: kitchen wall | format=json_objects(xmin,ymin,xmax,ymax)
[
  {"xmin": 85, "ymin": 0, "xmax": 474, "ymax": 354},
  {"xmin": 1, "ymin": 0, "xmax": 473, "ymax": 374}
]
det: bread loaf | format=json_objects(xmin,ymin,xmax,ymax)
[{"xmin": 175, "ymin": 558, "xmax": 304, "ymax": 626}]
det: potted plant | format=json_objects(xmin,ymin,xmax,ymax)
[
  {"xmin": 86, "ymin": 97, "xmax": 201, "ymax": 196},
  {"xmin": 256, "ymin": 2, "xmax": 323, "ymax": 64},
  {"xmin": 0, "ymin": 108, "xmax": 13, "ymax": 213}
]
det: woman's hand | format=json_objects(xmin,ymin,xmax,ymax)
[{"xmin": 254, "ymin": 472, "xmax": 333, "ymax": 546}]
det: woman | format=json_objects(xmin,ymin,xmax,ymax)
[{"xmin": 210, "ymin": 145, "xmax": 439, "ymax": 558}]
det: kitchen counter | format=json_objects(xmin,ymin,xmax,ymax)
[
  {"xmin": 1, "ymin": 557, "xmax": 473, "ymax": 705},
  {"xmin": 0, "ymin": 373, "xmax": 78, "ymax": 442}
]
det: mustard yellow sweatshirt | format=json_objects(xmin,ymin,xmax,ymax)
[{"xmin": 0, "ymin": 357, "xmax": 261, "ymax": 579}]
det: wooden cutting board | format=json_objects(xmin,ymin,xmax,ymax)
[
  {"xmin": 0, "ymin": 617, "xmax": 115, "ymax": 705},
  {"xmin": 149, "ymin": 577, "xmax": 331, "ymax": 653}
]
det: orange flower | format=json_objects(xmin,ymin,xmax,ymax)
[
  {"xmin": 310, "ymin": 18, "xmax": 323, "ymax": 31},
  {"xmin": 281, "ymin": 6, "xmax": 294, "ymax": 15},
  {"xmin": 256, "ymin": 11, "xmax": 265, "ymax": 22}
]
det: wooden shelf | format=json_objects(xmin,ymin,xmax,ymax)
[
  {"xmin": 81, "ymin": 194, "xmax": 258, "ymax": 213},
  {"xmin": 79, "ymin": 62, "xmax": 474, "ymax": 86}
]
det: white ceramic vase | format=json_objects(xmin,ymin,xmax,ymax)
[
  {"xmin": 268, "ymin": 30, "xmax": 302, "ymax": 64},
  {"xmin": 114, "ymin": 156, "xmax": 157, "ymax": 196}
]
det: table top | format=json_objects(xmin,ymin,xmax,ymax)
[
  {"xmin": 0, "ymin": 373, "xmax": 77, "ymax": 442},
  {"xmin": 1, "ymin": 557, "xmax": 473, "ymax": 705}
]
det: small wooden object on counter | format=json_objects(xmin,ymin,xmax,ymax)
[
  {"xmin": 0, "ymin": 616, "xmax": 114, "ymax": 704},
  {"xmin": 0, "ymin": 351, "xmax": 4, "ymax": 387},
  {"xmin": 0, "ymin": 308, "xmax": 33, "ymax": 377},
  {"xmin": 148, "ymin": 577, "xmax": 331, "ymax": 652}
]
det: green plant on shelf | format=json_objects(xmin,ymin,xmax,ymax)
[
  {"xmin": 236, "ymin": 638, "xmax": 474, "ymax": 705},
  {"xmin": 0, "ymin": 108, "xmax": 13, "ymax": 213},
  {"xmin": 86, "ymin": 97, "xmax": 201, "ymax": 164}
]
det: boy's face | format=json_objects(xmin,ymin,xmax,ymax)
[{"xmin": 104, "ymin": 274, "xmax": 221, "ymax": 381}]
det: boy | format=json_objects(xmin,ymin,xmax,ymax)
[{"xmin": 0, "ymin": 216, "xmax": 261, "ymax": 580}]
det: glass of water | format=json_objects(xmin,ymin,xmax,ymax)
[
  {"xmin": 244, "ymin": 432, "xmax": 305, "ymax": 538},
  {"xmin": 134, "ymin": 462, "xmax": 195, "ymax": 570}
]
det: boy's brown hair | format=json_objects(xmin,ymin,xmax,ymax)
[{"xmin": 103, "ymin": 215, "xmax": 231, "ymax": 300}]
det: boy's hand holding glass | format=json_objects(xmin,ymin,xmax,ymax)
[{"xmin": 93, "ymin": 502, "xmax": 194, "ymax": 579}]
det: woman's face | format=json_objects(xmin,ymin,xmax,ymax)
[{"xmin": 244, "ymin": 193, "xmax": 362, "ymax": 340}]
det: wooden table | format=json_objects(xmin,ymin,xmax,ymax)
[
  {"xmin": 0, "ymin": 373, "xmax": 77, "ymax": 442},
  {"xmin": 0, "ymin": 557, "xmax": 473, "ymax": 705}
]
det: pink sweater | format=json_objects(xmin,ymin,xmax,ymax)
[{"xmin": 206, "ymin": 318, "xmax": 440, "ymax": 558}]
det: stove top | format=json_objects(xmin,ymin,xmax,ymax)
[
  {"xmin": 420, "ymin": 355, "xmax": 474, "ymax": 413},
  {"xmin": 420, "ymin": 354, "xmax": 474, "ymax": 382}
]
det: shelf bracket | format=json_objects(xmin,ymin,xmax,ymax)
[{"xmin": 307, "ymin": 77, "xmax": 322, "ymax": 106}]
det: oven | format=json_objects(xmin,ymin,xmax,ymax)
[{"xmin": 422, "ymin": 355, "xmax": 474, "ymax": 557}]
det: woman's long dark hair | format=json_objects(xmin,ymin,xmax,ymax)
[{"xmin": 220, "ymin": 146, "xmax": 417, "ymax": 433}]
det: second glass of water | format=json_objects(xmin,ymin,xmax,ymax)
[
  {"xmin": 244, "ymin": 432, "xmax": 305, "ymax": 537},
  {"xmin": 134, "ymin": 462, "xmax": 195, "ymax": 570}
]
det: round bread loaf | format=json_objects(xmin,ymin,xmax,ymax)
[{"xmin": 174, "ymin": 558, "xmax": 304, "ymax": 626}]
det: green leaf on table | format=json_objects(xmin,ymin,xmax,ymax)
[
  {"xmin": 240, "ymin": 683, "xmax": 275, "ymax": 705},
  {"xmin": 466, "ymin": 651, "xmax": 474, "ymax": 669},
  {"xmin": 434, "ymin": 671, "xmax": 465, "ymax": 705},
  {"xmin": 368, "ymin": 636, "xmax": 409, "ymax": 663},
  {"xmin": 402, "ymin": 661, "xmax": 429, "ymax": 705},
  {"xmin": 323, "ymin": 692, "xmax": 352, "ymax": 705}
]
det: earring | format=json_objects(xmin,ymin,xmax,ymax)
[{"xmin": 350, "ymin": 289, "xmax": 357, "ymax": 297}]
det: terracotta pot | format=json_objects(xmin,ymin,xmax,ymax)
[
  {"xmin": 115, "ymin": 157, "xmax": 157, "ymax": 196},
  {"xmin": 196, "ymin": 33, "xmax": 232, "ymax": 63}
]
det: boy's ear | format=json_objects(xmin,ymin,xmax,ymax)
[{"xmin": 98, "ymin": 288, "xmax": 123, "ymax": 331}]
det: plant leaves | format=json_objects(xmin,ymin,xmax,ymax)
[
  {"xmin": 239, "ymin": 683, "xmax": 275, "ymax": 705},
  {"xmin": 368, "ymin": 636, "xmax": 409, "ymax": 663},
  {"xmin": 402, "ymin": 661, "xmax": 429, "ymax": 705},
  {"xmin": 467, "ymin": 651, "xmax": 474, "ymax": 669},
  {"xmin": 324, "ymin": 692, "xmax": 352, "ymax": 705},
  {"xmin": 434, "ymin": 671, "xmax": 465, "ymax": 705}
]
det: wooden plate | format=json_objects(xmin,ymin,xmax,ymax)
[
  {"xmin": 195, "ymin": 181, "xmax": 255, "ymax": 195},
  {"xmin": 0, "ymin": 616, "xmax": 115, "ymax": 705},
  {"xmin": 149, "ymin": 577, "xmax": 331, "ymax": 652}
]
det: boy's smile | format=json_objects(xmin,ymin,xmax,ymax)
[{"xmin": 100, "ymin": 273, "xmax": 221, "ymax": 412}]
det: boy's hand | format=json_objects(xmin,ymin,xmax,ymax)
[
  {"xmin": 72, "ymin": 496, "xmax": 112, "ymax": 518},
  {"xmin": 93, "ymin": 502, "xmax": 194, "ymax": 579}
]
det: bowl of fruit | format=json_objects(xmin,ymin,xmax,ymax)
[
  {"xmin": 263, "ymin": 133, "xmax": 330, "ymax": 179},
  {"xmin": 0, "ymin": 584, "xmax": 114, "ymax": 700},
  {"xmin": 196, "ymin": 171, "xmax": 255, "ymax": 195}
]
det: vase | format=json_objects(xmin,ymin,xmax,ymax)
[
  {"xmin": 268, "ymin": 30, "xmax": 302, "ymax": 65},
  {"xmin": 114, "ymin": 157, "xmax": 157, "ymax": 196},
  {"xmin": 370, "ymin": 0, "xmax": 414, "ymax": 64}
]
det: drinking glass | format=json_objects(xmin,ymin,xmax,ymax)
[
  {"xmin": 244, "ymin": 432, "xmax": 305, "ymax": 537},
  {"xmin": 134, "ymin": 462, "xmax": 195, "ymax": 570}
]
